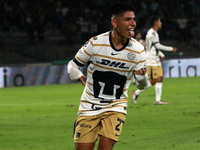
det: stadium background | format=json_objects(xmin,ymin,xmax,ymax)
[
  {"xmin": 0, "ymin": 0, "xmax": 200, "ymax": 87},
  {"xmin": 0, "ymin": 1, "xmax": 200, "ymax": 150}
]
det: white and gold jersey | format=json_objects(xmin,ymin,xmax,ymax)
[
  {"xmin": 73, "ymin": 31, "xmax": 146, "ymax": 116},
  {"xmin": 145, "ymin": 28, "xmax": 172, "ymax": 66}
]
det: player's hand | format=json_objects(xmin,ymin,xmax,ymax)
[
  {"xmin": 135, "ymin": 68, "xmax": 146, "ymax": 75},
  {"xmin": 160, "ymin": 56, "xmax": 166, "ymax": 60},
  {"xmin": 172, "ymin": 47, "xmax": 178, "ymax": 52},
  {"xmin": 78, "ymin": 75, "xmax": 86, "ymax": 86}
]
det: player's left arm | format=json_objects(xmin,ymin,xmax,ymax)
[
  {"xmin": 67, "ymin": 60, "xmax": 86, "ymax": 86},
  {"xmin": 134, "ymin": 49, "xmax": 149, "ymax": 90}
]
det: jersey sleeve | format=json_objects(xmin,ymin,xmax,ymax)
[
  {"xmin": 134, "ymin": 46, "xmax": 148, "ymax": 90},
  {"xmin": 135, "ymin": 50, "xmax": 146, "ymax": 71},
  {"xmin": 134, "ymin": 44, "xmax": 146, "ymax": 71},
  {"xmin": 154, "ymin": 43, "xmax": 173, "ymax": 51},
  {"xmin": 73, "ymin": 39, "xmax": 94, "ymax": 67}
]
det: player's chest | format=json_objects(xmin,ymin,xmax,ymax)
[{"xmin": 91, "ymin": 47, "xmax": 137, "ymax": 70}]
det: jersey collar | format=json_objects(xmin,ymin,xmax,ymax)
[{"xmin": 109, "ymin": 31, "xmax": 129, "ymax": 52}]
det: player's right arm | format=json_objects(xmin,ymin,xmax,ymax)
[
  {"xmin": 154, "ymin": 43, "xmax": 173, "ymax": 51},
  {"xmin": 154, "ymin": 43, "xmax": 178, "ymax": 53},
  {"xmin": 67, "ymin": 39, "xmax": 94, "ymax": 86},
  {"xmin": 158, "ymin": 50, "xmax": 166, "ymax": 60},
  {"xmin": 67, "ymin": 60, "xmax": 86, "ymax": 86},
  {"xmin": 172, "ymin": 47, "xmax": 178, "ymax": 52}
]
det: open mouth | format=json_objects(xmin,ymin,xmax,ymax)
[{"xmin": 128, "ymin": 29, "xmax": 135, "ymax": 37}]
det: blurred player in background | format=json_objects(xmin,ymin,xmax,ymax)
[
  {"xmin": 132, "ymin": 50, "xmax": 165, "ymax": 104},
  {"xmin": 67, "ymin": 2, "xmax": 148, "ymax": 150},
  {"xmin": 131, "ymin": 16, "xmax": 178, "ymax": 105}
]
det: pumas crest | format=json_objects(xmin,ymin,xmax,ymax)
[{"xmin": 127, "ymin": 52, "xmax": 136, "ymax": 60}]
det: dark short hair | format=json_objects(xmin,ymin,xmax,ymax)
[
  {"xmin": 150, "ymin": 16, "xmax": 160, "ymax": 26},
  {"xmin": 110, "ymin": 2, "xmax": 135, "ymax": 18}
]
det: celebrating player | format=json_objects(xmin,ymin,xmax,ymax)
[
  {"xmin": 67, "ymin": 2, "xmax": 148, "ymax": 150},
  {"xmin": 131, "ymin": 16, "xmax": 177, "ymax": 105}
]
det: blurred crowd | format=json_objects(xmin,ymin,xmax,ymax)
[{"xmin": 0, "ymin": 0, "xmax": 200, "ymax": 44}]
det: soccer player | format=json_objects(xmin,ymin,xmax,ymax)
[
  {"xmin": 67, "ymin": 2, "xmax": 148, "ymax": 150},
  {"xmin": 131, "ymin": 16, "xmax": 177, "ymax": 105}
]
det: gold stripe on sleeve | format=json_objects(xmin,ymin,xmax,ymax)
[
  {"xmin": 85, "ymin": 91, "xmax": 93, "ymax": 96},
  {"xmin": 124, "ymin": 48, "xmax": 145, "ymax": 54},
  {"xmin": 87, "ymin": 81, "xmax": 93, "ymax": 86},
  {"xmin": 138, "ymin": 60, "xmax": 146, "ymax": 64},
  {"xmin": 88, "ymin": 70, "xmax": 93, "ymax": 74},
  {"xmin": 123, "ymin": 88, "xmax": 128, "ymax": 92},
  {"xmin": 89, "ymin": 39, "xmax": 111, "ymax": 47},
  {"xmin": 130, "ymin": 39, "xmax": 136, "ymax": 42},
  {"xmin": 82, "ymin": 46, "xmax": 92, "ymax": 57},
  {"xmin": 75, "ymin": 54, "xmax": 86, "ymax": 64}
]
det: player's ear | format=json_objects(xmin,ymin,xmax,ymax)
[
  {"xmin": 111, "ymin": 19, "xmax": 117, "ymax": 28},
  {"xmin": 154, "ymin": 20, "xmax": 159, "ymax": 26}
]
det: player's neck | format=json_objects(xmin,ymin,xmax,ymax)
[
  {"xmin": 111, "ymin": 31, "xmax": 128, "ymax": 49},
  {"xmin": 152, "ymin": 26, "xmax": 159, "ymax": 32}
]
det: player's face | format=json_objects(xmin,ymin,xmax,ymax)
[
  {"xmin": 112, "ymin": 11, "xmax": 136, "ymax": 39},
  {"xmin": 157, "ymin": 19, "xmax": 162, "ymax": 29}
]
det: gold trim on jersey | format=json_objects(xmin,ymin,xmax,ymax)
[
  {"xmin": 130, "ymin": 38, "xmax": 136, "ymax": 43},
  {"xmin": 86, "ymin": 91, "xmax": 93, "ymax": 96},
  {"xmin": 82, "ymin": 46, "xmax": 92, "ymax": 57},
  {"xmin": 89, "ymin": 39, "xmax": 145, "ymax": 55},
  {"xmin": 138, "ymin": 60, "xmax": 146, "ymax": 64},
  {"xmin": 88, "ymin": 70, "xmax": 93, "ymax": 74},
  {"xmin": 123, "ymin": 88, "xmax": 128, "ymax": 92},
  {"xmin": 126, "ymin": 78, "xmax": 131, "ymax": 80},
  {"xmin": 75, "ymin": 54, "xmax": 86, "ymax": 64},
  {"xmin": 81, "ymin": 99, "xmax": 128, "ymax": 105},
  {"xmin": 124, "ymin": 48, "xmax": 145, "ymax": 54},
  {"xmin": 87, "ymin": 81, "xmax": 93, "ymax": 86},
  {"xmin": 78, "ymin": 105, "xmax": 126, "ymax": 112},
  {"xmin": 103, "ymin": 34, "xmax": 109, "ymax": 36},
  {"xmin": 89, "ymin": 39, "xmax": 111, "ymax": 47}
]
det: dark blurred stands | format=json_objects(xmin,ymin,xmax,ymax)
[{"xmin": 0, "ymin": 0, "xmax": 200, "ymax": 65}]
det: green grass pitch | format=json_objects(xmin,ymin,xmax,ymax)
[{"xmin": 0, "ymin": 77, "xmax": 200, "ymax": 150}]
